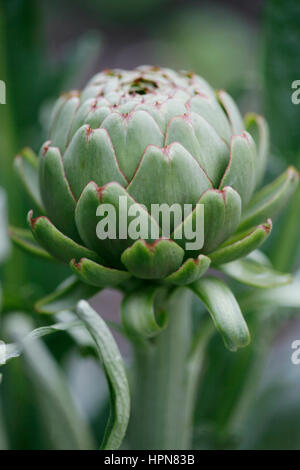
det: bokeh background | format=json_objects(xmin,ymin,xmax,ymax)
[{"xmin": 1, "ymin": 0, "xmax": 300, "ymax": 450}]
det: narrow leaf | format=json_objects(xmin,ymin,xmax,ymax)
[
  {"xmin": 209, "ymin": 220, "xmax": 272, "ymax": 266},
  {"xmin": 220, "ymin": 132, "xmax": 256, "ymax": 207},
  {"xmin": 220, "ymin": 255, "xmax": 292, "ymax": 288},
  {"xmin": 9, "ymin": 225, "xmax": 55, "ymax": 261},
  {"xmin": 76, "ymin": 301, "xmax": 130, "ymax": 450},
  {"xmin": 1, "ymin": 320, "xmax": 81, "ymax": 364},
  {"xmin": 39, "ymin": 144, "xmax": 79, "ymax": 240},
  {"xmin": 239, "ymin": 166, "xmax": 299, "ymax": 232},
  {"xmin": 217, "ymin": 90, "xmax": 244, "ymax": 135},
  {"xmin": 28, "ymin": 210, "xmax": 101, "ymax": 264},
  {"xmin": 55, "ymin": 311, "xmax": 99, "ymax": 352},
  {"xmin": 70, "ymin": 257, "xmax": 131, "ymax": 287},
  {"xmin": 35, "ymin": 276, "xmax": 100, "ymax": 314},
  {"xmin": 4, "ymin": 314, "xmax": 95, "ymax": 450},
  {"xmin": 241, "ymin": 272, "xmax": 300, "ymax": 311},
  {"xmin": 14, "ymin": 148, "xmax": 44, "ymax": 212},
  {"xmin": 165, "ymin": 255, "xmax": 211, "ymax": 286},
  {"xmin": 244, "ymin": 113, "xmax": 269, "ymax": 187},
  {"xmin": 0, "ymin": 311, "xmax": 102, "ymax": 363},
  {"xmin": 191, "ymin": 277, "xmax": 250, "ymax": 351}
]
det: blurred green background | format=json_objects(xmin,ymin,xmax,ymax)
[{"xmin": 1, "ymin": 0, "xmax": 300, "ymax": 450}]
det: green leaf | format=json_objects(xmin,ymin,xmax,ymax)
[
  {"xmin": 38, "ymin": 144, "xmax": 80, "ymax": 240},
  {"xmin": 3, "ymin": 314, "xmax": 95, "ymax": 450},
  {"xmin": 165, "ymin": 255, "xmax": 211, "ymax": 286},
  {"xmin": 28, "ymin": 210, "xmax": 101, "ymax": 264},
  {"xmin": 76, "ymin": 301, "xmax": 130, "ymax": 450},
  {"xmin": 70, "ymin": 257, "xmax": 131, "ymax": 287},
  {"xmin": 1, "ymin": 319, "xmax": 82, "ymax": 363},
  {"xmin": 121, "ymin": 238, "xmax": 184, "ymax": 279},
  {"xmin": 55, "ymin": 310, "xmax": 98, "ymax": 352},
  {"xmin": 0, "ymin": 311, "xmax": 101, "ymax": 363},
  {"xmin": 174, "ymin": 186, "xmax": 241, "ymax": 254},
  {"xmin": 101, "ymin": 109, "xmax": 164, "ymax": 180},
  {"xmin": 14, "ymin": 148, "xmax": 45, "ymax": 213},
  {"xmin": 127, "ymin": 142, "xmax": 212, "ymax": 217},
  {"xmin": 191, "ymin": 277, "xmax": 250, "ymax": 351},
  {"xmin": 244, "ymin": 113, "xmax": 269, "ymax": 187},
  {"xmin": 35, "ymin": 276, "xmax": 100, "ymax": 314},
  {"xmin": 220, "ymin": 254, "xmax": 292, "ymax": 288},
  {"xmin": 49, "ymin": 93, "xmax": 80, "ymax": 153},
  {"xmin": 0, "ymin": 188, "xmax": 10, "ymax": 263},
  {"xmin": 165, "ymin": 112, "xmax": 229, "ymax": 186},
  {"xmin": 217, "ymin": 90, "xmax": 244, "ymax": 135},
  {"xmin": 63, "ymin": 125, "xmax": 127, "ymax": 200},
  {"xmin": 209, "ymin": 220, "xmax": 272, "ymax": 266},
  {"xmin": 241, "ymin": 271, "xmax": 300, "ymax": 311},
  {"xmin": 239, "ymin": 167, "xmax": 299, "ymax": 232},
  {"xmin": 9, "ymin": 225, "xmax": 55, "ymax": 261},
  {"xmin": 75, "ymin": 181, "xmax": 159, "ymax": 268},
  {"xmin": 189, "ymin": 93, "xmax": 231, "ymax": 144},
  {"xmin": 121, "ymin": 286, "xmax": 168, "ymax": 339},
  {"xmin": 220, "ymin": 132, "xmax": 256, "ymax": 207}
]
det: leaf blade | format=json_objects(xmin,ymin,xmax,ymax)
[
  {"xmin": 35, "ymin": 276, "xmax": 100, "ymax": 314},
  {"xmin": 76, "ymin": 300, "xmax": 130, "ymax": 450},
  {"xmin": 220, "ymin": 255, "xmax": 292, "ymax": 288},
  {"xmin": 239, "ymin": 166, "xmax": 299, "ymax": 232},
  {"xmin": 9, "ymin": 225, "xmax": 55, "ymax": 261},
  {"xmin": 3, "ymin": 314, "xmax": 95, "ymax": 450},
  {"xmin": 209, "ymin": 220, "xmax": 272, "ymax": 265},
  {"xmin": 191, "ymin": 277, "xmax": 250, "ymax": 351},
  {"xmin": 14, "ymin": 148, "xmax": 45, "ymax": 213}
]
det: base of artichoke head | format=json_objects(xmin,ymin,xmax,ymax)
[{"xmin": 127, "ymin": 287, "xmax": 196, "ymax": 450}]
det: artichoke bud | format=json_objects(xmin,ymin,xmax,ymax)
[{"xmin": 22, "ymin": 66, "xmax": 298, "ymax": 285}]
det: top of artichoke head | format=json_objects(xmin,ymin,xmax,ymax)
[
  {"xmin": 32, "ymin": 64, "xmax": 290, "ymax": 281},
  {"xmin": 47, "ymin": 65, "xmax": 261, "ymax": 199}
]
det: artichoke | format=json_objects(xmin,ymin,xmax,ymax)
[
  {"xmin": 14, "ymin": 66, "xmax": 298, "ymax": 289},
  {"xmin": 7, "ymin": 66, "xmax": 300, "ymax": 452}
]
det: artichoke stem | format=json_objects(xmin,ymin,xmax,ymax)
[{"xmin": 128, "ymin": 287, "xmax": 196, "ymax": 450}]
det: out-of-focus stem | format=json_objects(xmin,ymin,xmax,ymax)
[
  {"xmin": 272, "ymin": 178, "xmax": 300, "ymax": 272},
  {"xmin": 0, "ymin": 5, "xmax": 27, "ymax": 288}
]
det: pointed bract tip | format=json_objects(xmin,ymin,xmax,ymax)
[
  {"xmin": 85, "ymin": 125, "xmax": 94, "ymax": 139},
  {"xmin": 287, "ymin": 166, "xmax": 300, "ymax": 182},
  {"xmin": 262, "ymin": 218, "xmax": 272, "ymax": 233},
  {"xmin": 42, "ymin": 141, "xmax": 52, "ymax": 156},
  {"xmin": 71, "ymin": 258, "xmax": 83, "ymax": 270},
  {"xmin": 28, "ymin": 209, "xmax": 38, "ymax": 228}
]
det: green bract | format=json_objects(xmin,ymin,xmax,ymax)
[{"xmin": 14, "ymin": 66, "xmax": 298, "ymax": 287}]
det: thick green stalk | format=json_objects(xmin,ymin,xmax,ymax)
[{"xmin": 128, "ymin": 287, "xmax": 197, "ymax": 450}]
